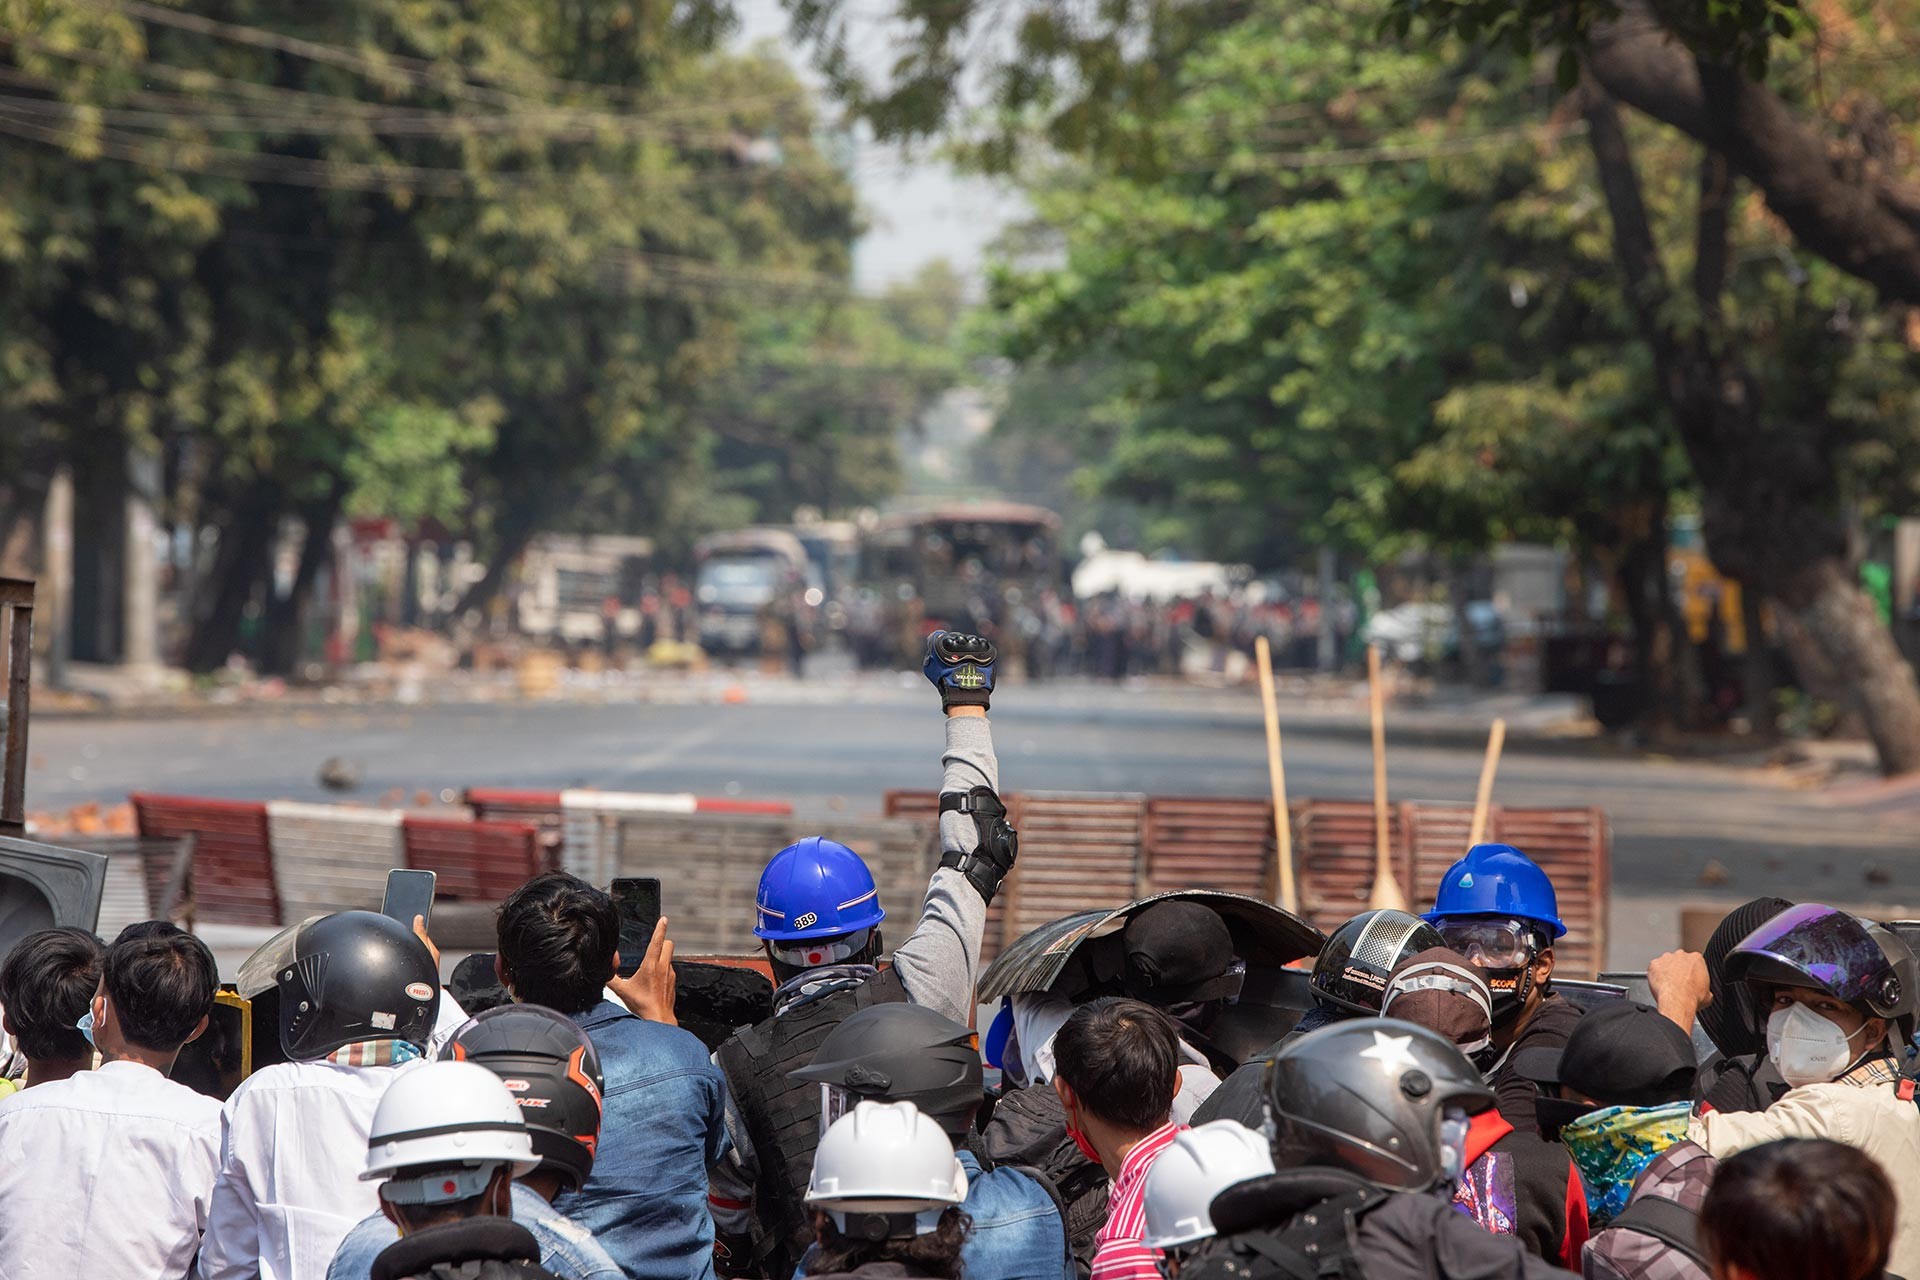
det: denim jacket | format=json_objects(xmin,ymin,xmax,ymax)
[
  {"xmin": 954, "ymin": 1150, "xmax": 1076, "ymax": 1280},
  {"xmin": 325, "ymin": 1183, "xmax": 624, "ymax": 1280},
  {"xmin": 796, "ymin": 1151, "xmax": 1072, "ymax": 1280},
  {"xmin": 555, "ymin": 1000, "xmax": 733, "ymax": 1280}
]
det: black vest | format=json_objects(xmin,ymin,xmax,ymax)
[
  {"xmin": 1184, "ymin": 1170, "xmax": 1387, "ymax": 1280},
  {"xmin": 715, "ymin": 968, "xmax": 910, "ymax": 1275}
]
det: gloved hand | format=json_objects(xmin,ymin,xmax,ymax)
[{"xmin": 924, "ymin": 631, "xmax": 997, "ymax": 711}]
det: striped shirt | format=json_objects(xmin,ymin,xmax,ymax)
[{"xmin": 1090, "ymin": 1121, "xmax": 1185, "ymax": 1280}]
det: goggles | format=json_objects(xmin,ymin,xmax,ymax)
[
  {"xmin": 768, "ymin": 927, "xmax": 874, "ymax": 970},
  {"xmin": 1435, "ymin": 919, "xmax": 1541, "ymax": 970}
]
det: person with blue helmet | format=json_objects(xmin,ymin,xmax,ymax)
[
  {"xmin": 1423, "ymin": 842, "xmax": 1583, "ymax": 1137},
  {"xmin": 711, "ymin": 632, "xmax": 1018, "ymax": 1280}
]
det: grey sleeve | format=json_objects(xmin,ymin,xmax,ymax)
[
  {"xmin": 890, "ymin": 714, "xmax": 998, "ymax": 1024},
  {"xmin": 708, "ymin": 1057, "xmax": 758, "ymax": 1232}
]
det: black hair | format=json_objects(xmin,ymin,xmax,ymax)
[
  {"xmin": 0, "ymin": 927, "xmax": 105, "ymax": 1062},
  {"xmin": 1052, "ymin": 996, "xmax": 1180, "ymax": 1131},
  {"xmin": 496, "ymin": 873, "xmax": 618, "ymax": 1016},
  {"xmin": 808, "ymin": 1208, "xmax": 970, "ymax": 1280},
  {"xmin": 103, "ymin": 922, "xmax": 219, "ymax": 1052},
  {"xmin": 1702, "ymin": 1138, "xmax": 1893, "ymax": 1280}
]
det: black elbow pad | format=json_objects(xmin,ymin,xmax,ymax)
[{"xmin": 939, "ymin": 786, "xmax": 1019, "ymax": 905}]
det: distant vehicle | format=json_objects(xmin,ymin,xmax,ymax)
[
  {"xmin": 694, "ymin": 528, "xmax": 810, "ymax": 656},
  {"xmin": 516, "ymin": 534, "xmax": 654, "ymax": 642},
  {"xmin": 858, "ymin": 502, "xmax": 1062, "ymax": 663},
  {"xmin": 1363, "ymin": 600, "xmax": 1504, "ymax": 664},
  {"xmin": 789, "ymin": 519, "xmax": 859, "ymax": 630}
]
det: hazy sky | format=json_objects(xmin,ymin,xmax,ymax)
[{"xmin": 731, "ymin": 0, "xmax": 1026, "ymax": 293}]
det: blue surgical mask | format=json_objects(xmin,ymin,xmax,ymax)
[{"xmin": 75, "ymin": 1009, "xmax": 96, "ymax": 1048}]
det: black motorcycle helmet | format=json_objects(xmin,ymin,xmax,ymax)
[
  {"xmin": 1309, "ymin": 910, "xmax": 1445, "ymax": 1016},
  {"xmin": 443, "ymin": 1004, "xmax": 606, "ymax": 1193},
  {"xmin": 243, "ymin": 911, "xmax": 440, "ymax": 1060},
  {"xmin": 1265, "ymin": 1017, "xmax": 1495, "ymax": 1191},
  {"xmin": 788, "ymin": 1003, "xmax": 984, "ymax": 1139}
]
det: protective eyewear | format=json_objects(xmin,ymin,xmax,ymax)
[
  {"xmin": 1435, "ymin": 919, "xmax": 1539, "ymax": 970},
  {"xmin": 768, "ymin": 927, "xmax": 874, "ymax": 970}
]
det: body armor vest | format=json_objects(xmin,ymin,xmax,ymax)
[{"xmin": 715, "ymin": 967, "xmax": 910, "ymax": 1277}]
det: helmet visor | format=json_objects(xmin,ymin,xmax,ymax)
[
  {"xmin": 1434, "ymin": 920, "xmax": 1536, "ymax": 970},
  {"xmin": 1437, "ymin": 1106, "xmax": 1473, "ymax": 1183},
  {"xmin": 1734, "ymin": 904, "xmax": 1889, "ymax": 1003},
  {"xmin": 770, "ymin": 927, "xmax": 874, "ymax": 970},
  {"xmin": 819, "ymin": 1082, "xmax": 857, "ymax": 1134},
  {"xmin": 235, "ymin": 915, "xmax": 326, "ymax": 998}
]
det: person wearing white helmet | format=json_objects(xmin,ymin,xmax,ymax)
[
  {"xmin": 358, "ymin": 1060, "xmax": 557, "ymax": 1280},
  {"xmin": 802, "ymin": 1100, "xmax": 972, "ymax": 1280},
  {"xmin": 1139, "ymin": 1122, "xmax": 1274, "ymax": 1277}
]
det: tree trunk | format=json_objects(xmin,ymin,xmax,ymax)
[
  {"xmin": 259, "ymin": 490, "xmax": 342, "ymax": 677},
  {"xmin": 453, "ymin": 502, "xmax": 545, "ymax": 625},
  {"xmin": 182, "ymin": 495, "xmax": 279, "ymax": 673},
  {"xmin": 1581, "ymin": 83, "xmax": 1920, "ymax": 774},
  {"xmin": 1740, "ymin": 586, "xmax": 1775, "ymax": 733}
]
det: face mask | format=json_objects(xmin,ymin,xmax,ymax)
[
  {"xmin": 1483, "ymin": 965, "xmax": 1533, "ymax": 1024},
  {"xmin": 75, "ymin": 1009, "xmax": 96, "ymax": 1049},
  {"xmin": 1062, "ymin": 1099, "xmax": 1102, "ymax": 1165},
  {"xmin": 1560, "ymin": 1103, "xmax": 1692, "ymax": 1224},
  {"xmin": 1767, "ymin": 1003, "xmax": 1868, "ymax": 1088}
]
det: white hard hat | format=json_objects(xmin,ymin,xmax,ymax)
[
  {"xmin": 362, "ymin": 1061, "xmax": 539, "ymax": 1201},
  {"xmin": 806, "ymin": 1100, "xmax": 968, "ymax": 1239},
  {"xmin": 1141, "ymin": 1121, "xmax": 1276, "ymax": 1250}
]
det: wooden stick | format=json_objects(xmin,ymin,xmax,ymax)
[
  {"xmin": 1366, "ymin": 644, "xmax": 1407, "ymax": 911},
  {"xmin": 1467, "ymin": 718, "xmax": 1508, "ymax": 848},
  {"xmin": 1254, "ymin": 636, "xmax": 1297, "ymax": 913}
]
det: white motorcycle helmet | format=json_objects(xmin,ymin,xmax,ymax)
[
  {"xmin": 362, "ymin": 1060, "xmax": 539, "ymax": 1204},
  {"xmin": 806, "ymin": 1100, "xmax": 968, "ymax": 1240},
  {"xmin": 1142, "ymin": 1121, "xmax": 1277, "ymax": 1251}
]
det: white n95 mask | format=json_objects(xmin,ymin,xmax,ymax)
[{"xmin": 1766, "ymin": 1002, "xmax": 1865, "ymax": 1088}]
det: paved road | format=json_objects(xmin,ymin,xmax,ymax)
[{"xmin": 23, "ymin": 675, "xmax": 1920, "ymax": 964}]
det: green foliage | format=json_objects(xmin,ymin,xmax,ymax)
[{"xmin": 1381, "ymin": 0, "xmax": 1809, "ymax": 78}]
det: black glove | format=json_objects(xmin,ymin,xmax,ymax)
[
  {"xmin": 712, "ymin": 1228, "xmax": 758, "ymax": 1279},
  {"xmin": 940, "ymin": 786, "xmax": 1019, "ymax": 905},
  {"xmin": 924, "ymin": 630, "xmax": 997, "ymax": 711}
]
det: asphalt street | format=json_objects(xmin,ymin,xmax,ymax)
[{"xmin": 23, "ymin": 673, "xmax": 1920, "ymax": 965}]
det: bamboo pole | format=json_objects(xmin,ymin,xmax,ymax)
[
  {"xmin": 1467, "ymin": 718, "xmax": 1508, "ymax": 848},
  {"xmin": 1254, "ymin": 636, "xmax": 1297, "ymax": 913},
  {"xmin": 1366, "ymin": 644, "xmax": 1407, "ymax": 911}
]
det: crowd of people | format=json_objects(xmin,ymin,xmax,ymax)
[{"xmin": 0, "ymin": 630, "xmax": 1906, "ymax": 1280}]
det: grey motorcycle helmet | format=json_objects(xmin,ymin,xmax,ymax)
[{"xmin": 1264, "ymin": 1016, "xmax": 1496, "ymax": 1191}]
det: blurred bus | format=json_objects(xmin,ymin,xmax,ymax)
[{"xmin": 858, "ymin": 502, "xmax": 1062, "ymax": 663}]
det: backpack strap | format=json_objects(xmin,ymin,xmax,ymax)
[{"xmin": 1608, "ymin": 1195, "xmax": 1707, "ymax": 1271}]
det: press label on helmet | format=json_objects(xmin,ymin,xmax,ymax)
[
  {"xmin": 406, "ymin": 982, "xmax": 434, "ymax": 1001},
  {"xmin": 794, "ymin": 911, "xmax": 819, "ymax": 930},
  {"xmin": 371, "ymin": 1011, "xmax": 397, "ymax": 1030},
  {"xmin": 502, "ymin": 1078, "xmax": 530, "ymax": 1092}
]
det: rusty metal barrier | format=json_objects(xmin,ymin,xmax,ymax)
[{"xmin": 884, "ymin": 788, "xmax": 1611, "ymax": 977}]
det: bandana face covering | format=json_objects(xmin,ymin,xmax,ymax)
[{"xmin": 1559, "ymin": 1102, "xmax": 1692, "ymax": 1224}]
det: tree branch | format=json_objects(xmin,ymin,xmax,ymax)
[
  {"xmin": 1586, "ymin": 5, "xmax": 1920, "ymax": 303},
  {"xmin": 1694, "ymin": 150, "xmax": 1731, "ymax": 310}
]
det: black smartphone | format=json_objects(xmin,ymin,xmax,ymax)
[
  {"xmin": 382, "ymin": 868, "xmax": 438, "ymax": 931},
  {"xmin": 611, "ymin": 876, "xmax": 663, "ymax": 978}
]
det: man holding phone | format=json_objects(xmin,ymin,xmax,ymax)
[{"xmin": 709, "ymin": 631, "xmax": 1017, "ymax": 1280}]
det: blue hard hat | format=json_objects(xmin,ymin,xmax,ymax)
[
  {"xmin": 1422, "ymin": 843, "xmax": 1567, "ymax": 939},
  {"xmin": 753, "ymin": 836, "xmax": 887, "ymax": 942}
]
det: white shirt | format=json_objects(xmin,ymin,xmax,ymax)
[
  {"xmin": 0, "ymin": 1059, "xmax": 223, "ymax": 1278},
  {"xmin": 198, "ymin": 1057, "xmax": 425, "ymax": 1280}
]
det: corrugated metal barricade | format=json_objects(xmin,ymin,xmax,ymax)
[
  {"xmin": 884, "ymin": 788, "xmax": 1610, "ymax": 977},
  {"xmin": 403, "ymin": 815, "xmax": 544, "ymax": 902},
  {"xmin": 464, "ymin": 789, "xmax": 567, "ymax": 869},
  {"xmin": 132, "ymin": 793, "xmax": 281, "ymax": 926},
  {"xmin": 596, "ymin": 810, "xmax": 796, "ymax": 954},
  {"xmin": 267, "ymin": 801, "xmax": 404, "ymax": 919}
]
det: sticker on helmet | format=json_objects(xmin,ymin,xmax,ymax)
[
  {"xmin": 502, "ymin": 1078, "xmax": 530, "ymax": 1093},
  {"xmin": 1459, "ymin": 873, "xmax": 1476, "ymax": 888},
  {"xmin": 371, "ymin": 1011, "xmax": 397, "ymax": 1030},
  {"xmin": 794, "ymin": 911, "xmax": 819, "ymax": 930},
  {"xmin": 406, "ymin": 982, "xmax": 434, "ymax": 1001}
]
